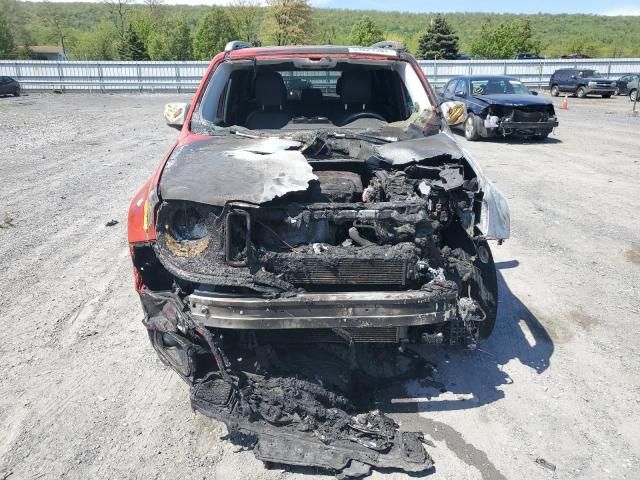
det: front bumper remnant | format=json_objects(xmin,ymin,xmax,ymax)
[
  {"xmin": 499, "ymin": 120, "xmax": 559, "ymax": 130},
  {"xmin": 187, "ymin": 285, "xmax": 458, "ymax": 329}
]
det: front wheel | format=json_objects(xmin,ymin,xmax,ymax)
[
  {"xmin": 464, "ymin": 114, "xmax": 480, "ymax": 141},
  {"xmin": 475, "ymin": 240, "xmax": 498, "ymax": 340},
  {"xmin": 550, "ymin": 84, "xmax": 560, "ymax": 97},
  {"xmin": 576, "ymin": 86, "xmax": 587, "ymax": 98},
  {"xmin": 14, "ymin": 89, "xmax": 20, "ymax": 97},
  {"xmin": 535, "ymin": 129, "xmax": 552, "ymax": 140},
  {"xmin": 631, "ymin": 89, "xmax": 638, "ymax": 102},
  {"xmin": 614, "ymin": 87, "xmax": 620, "ymax": 96}
]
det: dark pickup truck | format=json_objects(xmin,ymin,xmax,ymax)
[{"xmin": 549, "ymin": 68, "xmax": 617, "ymax": 98}]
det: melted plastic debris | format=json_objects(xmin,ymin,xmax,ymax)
[{"xmin": 190, "ymin": 343, "xmax": 434, "ymax": 478}]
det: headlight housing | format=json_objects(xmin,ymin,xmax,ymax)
[{"xmin": 156, "ymin": 202, "xmax": 222, "ymax": 257}]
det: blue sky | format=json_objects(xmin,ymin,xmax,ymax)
[
  {"xmin": 39, "ymin": 0, "xmax": 640, "ymax": 15},
  {"xmin": 310, "ymin": 0, "xmax": 640, "ymax": 15}
]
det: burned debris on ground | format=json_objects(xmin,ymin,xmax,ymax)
[{"xmin": 190, "ymin": 341, "xmax": 435, "ymax": 477}]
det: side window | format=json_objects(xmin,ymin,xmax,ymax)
[
  {"xmin": 455, "ymin": 79, "xmax": 467, "ymax": 96},
  {"xmin": 445, "ymin": 79, "xmax": 457, "ymax": 95}
]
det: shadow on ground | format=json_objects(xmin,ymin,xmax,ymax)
[{"xmin": 381, "ymin": 259, "xmax": 554, "ymax": 415}]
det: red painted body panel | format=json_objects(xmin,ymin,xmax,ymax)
[{"xmin": 127, "ymin": 178, "xmax": 153, "ymax": 244}]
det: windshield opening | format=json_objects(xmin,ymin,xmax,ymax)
[
  {"xmin": 470, "ymin": 78, "xmax": 530, "ymax": 95},
  {"xmin": 192, "ymin": 58, "xmax": 437, "ymax": 134}
]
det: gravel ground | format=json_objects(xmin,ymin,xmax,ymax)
[{"xmin": 0, "ymin": 92, "xmax": 639, "ymax": 480}]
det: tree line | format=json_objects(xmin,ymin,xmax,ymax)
[{"xmin": 1, "ymin": 0, "xmax": 638, "ymax": 61}]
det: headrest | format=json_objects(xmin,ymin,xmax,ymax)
[
  {"xmin": 340, "ymin": 71, "xmax": 373, "ymax": 105},
  {"xmin": 255, "ymin": 71, "xmax": 286, "ymax": 107}
]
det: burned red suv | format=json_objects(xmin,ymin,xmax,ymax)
[{"xmin": 128, "ymin": 42, "xmax": 509, "ymax": 477}]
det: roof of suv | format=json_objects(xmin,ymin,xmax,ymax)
[{"xmin": 227, "ymin": 45, "xmax": 403, "ymax": 60}]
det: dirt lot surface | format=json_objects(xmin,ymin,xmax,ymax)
[{"xmin": 1, "ymin": 92, "xmax": 639, "ymax": 480}]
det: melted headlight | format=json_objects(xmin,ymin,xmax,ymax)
[{"xmin": 159, "ymin": 203, "xmax": 215, "ymax": 257}]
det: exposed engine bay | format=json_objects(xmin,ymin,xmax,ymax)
[{"xmin": 132, "ymin": 129, "xmax": 509, "ymax": 478}]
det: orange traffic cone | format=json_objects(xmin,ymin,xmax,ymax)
[{"xmin": 560, "ymin": 94, "xmax": 569, "ymax": 110}]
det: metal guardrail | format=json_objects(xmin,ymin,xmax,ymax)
[
  {"xmin": 1, "ymin": 58, "xmax": 639, "ymax": 93},
  {"xmin": 0, "ymin": 60, "xmax": 208, "ymax": 93}
]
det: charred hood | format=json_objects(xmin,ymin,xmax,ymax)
[
  {"xmin": 159, "ymin": 132, "xmax": 468, "ymax": 206},
  {"xmin": 159, "ymin": 136, "xmax": 316, "ymax": 205}
]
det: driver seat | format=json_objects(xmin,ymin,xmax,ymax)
[{"xmin": 332, "ymin": 71, "xmax": 384, "ymax": 126}]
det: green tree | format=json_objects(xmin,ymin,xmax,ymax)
[
  {"xmin": 415, "ymin": 15, "xmax": 458, "ymax": 59},
  {"xmin": 0, "ymin": 10, "xmax": 15, "ymax": 58},
  {"xmin": 103, "ymin": 0, "xmax": 131, "ymax": 38},
  {"xmin": 322, "ymin": 25, "xmax": 337, "ymax": 45},
  {"xmin": 130, "ymin": 9, "xmax": 155, "ymax": 49},
  {"xmin": 118, "ymin": 23, "xmax": 149, "ymax": 60},
  {"xmin": 148, "ymin": 15, "xmax": 192, "ymax": 60},
  {"xmin": 470, "ymin": 19, "xmax": 541, "ymax": 59},
  {"xmin": 192, "ymin": 6, "xmax": 235, "ymax": 60},
  {"xmin": 39, "ymin": 2, "xmax": 71, "ymax": 55},
  {"xmin": 563, "ymin": 36, "xmax": 600, "ymax": 57},
  {"xmin": 229, "ymin": 0, "xmax": 261, "ymax": 44},
  {"xmin": 262, "ymin": 0, "xmax": 313, "ymax": 46},
  {"xmin": 349, "ymin": 16, "xmax": 384, "ymax": 46},
  {"xmin": 0, "ymin": 0, "xmax": 27, "ymax": 52},
  {"xmin": 71, "ymin": 21, "xmax": 119, "ymax": 60}
]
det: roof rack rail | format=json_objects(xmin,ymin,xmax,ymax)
[
  {"xmin": 369, "ymin": 40, "xmax": 406, "ymax": 52},
  {"xmin": 224, "ymin": 41, "xmax": 252, "ymax": 52}
]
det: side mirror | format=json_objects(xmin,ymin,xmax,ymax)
[
  {"xmin": 570, "ymin": 75, "xmax": 577, "ymax": 79},
  {"xmin": 531, "ymin": 90, "xmax": 539, "ymax": 96},
  {"xmin": 164, "ymin": 102, "xmax": 190, "ymax": 129},
  {"xmin": 454, "ymin": 90, "xmax": 466, "ymax": 97},
  {"xmin": 440, "ymin": 101, "xmax": 466, "ymax": 126}
]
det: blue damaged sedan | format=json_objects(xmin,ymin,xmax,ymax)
[{"xmin": 441, "ymin": 75, "xmax": 558, "ymax": 141}]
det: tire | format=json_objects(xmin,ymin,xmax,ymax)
[
  {"xmin": 631, "ymin": 89, "xmax": 638, "ymax": 102},
  {"xmin": 550, "ymin": 84, "xmax": 560, "ymax": 97},
  {"xmin": 614, "ymin": 87, "xmax": 620, "ymax": 96},
  {"xmin": 535, "ymin": 129, "xmax": 551, "ymax": 140},
  {"xmin": 14, "ymin": 89, "xmax": 20, "ymax": 97},
  {"xmin": 464, "ymin": 114, "xmax": 480, "ymax": 141},
  {"xmin": 440, "ymin": 223, "xmax": 498, "ymax": 343},
  {"xmin": 474, "ymin": 240, "xmax": 498, "ymax": 340},
  {"xmin": 602, "ymin": 94, "xmax": 611, "ymax": 98},
  {"xmin": 576, "ymin": 86, "xmax": 587, "ymax": 98}
]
